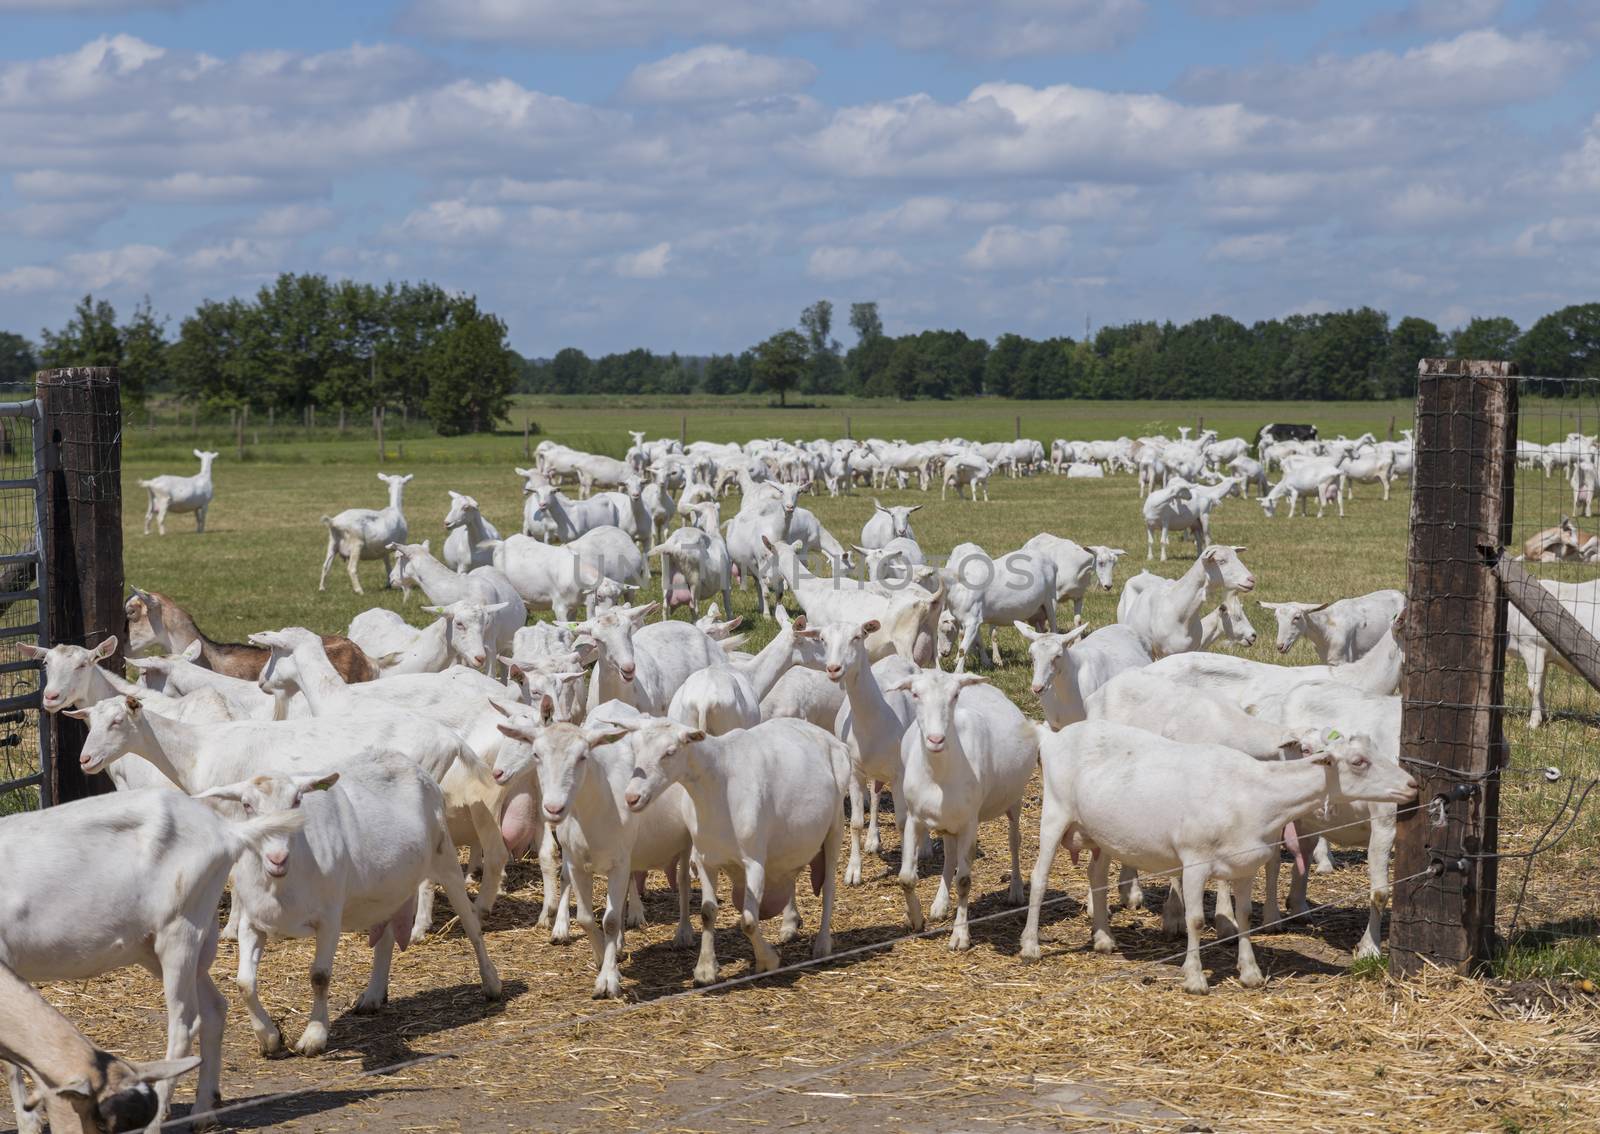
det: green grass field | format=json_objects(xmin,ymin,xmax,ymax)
[{"xmin": 118, "ymin": 395, "xmax": 1597, "ymax": 975}]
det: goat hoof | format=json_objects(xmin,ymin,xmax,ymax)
[{"xmin": 292, "ymin": 1024, "xmax": 328, "ymax": 1057}]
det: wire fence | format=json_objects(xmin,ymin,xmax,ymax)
[
  {"xmin": 1491, "ymin": 376, "xmax": 1600, "ymax": 972},
  {"xmin": 0, "ymin": 381, "xmax": 45, "ymax": 815}
]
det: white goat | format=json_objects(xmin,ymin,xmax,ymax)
[
  {"xmin": 0, "ymin": 786, "xmax": 303, "ymax": 1128},
  {"xmin": 196, "ymin": 760, "xmax": 501, "ymax": 1057},
  {"xmin": 622, "ymin": 717, "xmax": 850, "ymax": 984},
  {"xmin": 443, "ymin": 491, "xmax": 502, "ymax": 573},
  {"xmin": 1261, "ymin": 588, "xmax": 1406, "ymax": 664},
  {"xmin": 860, "ymin": 500, "xmax": 921, "ymax": 549},
  {"xmin": 890, "ymin": 669, "xmax": 1038, "ymax": 950},
  {"xmin": 1020, "ymin": 534, "xmax": 1126, "ymax": 622},
  {"xmin": 319, "ymin": 472, "xmax": 413, "ymax": 594},
  {"xmin": 140, "ymin": 449, "xmax": 219, "ymax": 536},
  {"xmin": 1023, "ymin": 723, "xmax": 1415, "ymax": 993},
  {"xmin": 1116, "ymin": 545, "xmax": 1257, "ymax": 658}
]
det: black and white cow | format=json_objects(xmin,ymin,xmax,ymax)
[{"xmin": 1257, "ymin": 423, "xmax": 1318, "ymax": 452}]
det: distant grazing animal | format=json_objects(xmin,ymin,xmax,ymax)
[{"xmin": 140, "ymin": 449, "xmax": 219, "ymax": 536}]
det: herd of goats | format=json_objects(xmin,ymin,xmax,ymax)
[{"xmin": 13, "ymin": 415, "xmax": 1579, "ymax": 1134}]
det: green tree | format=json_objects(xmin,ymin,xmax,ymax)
[
  {"xmin": 1516, "ymin": 304, "xmax": 1600, "ymax": 379},
  {"xmin": 985, "ymin": 333, "xmax": 1030, "ymax": 397},
  {"xmin": 800, "ymin": 299, "xmax": 842, "ymax": 394},
  {"xmin": 753, "ymin": 329, "xmax": 808, "ymax": 406},
  {"xmin": 117, "ymin": 298, "xmax": 169, "ymax": 406},
  {"xmin": 849, "ymin": 301, "xmax": 883, "ymax": 343},
  {"xmin": 423, "ymin": 298, "xmax": 516, "ymax": 435},
  {"xmin": 170, "ymin": 298, "xmax": 256, "ymax": 412},
  {"xmin": 1448, "ymin": 316, "xmax": 1520, "ymax": 363},
  {"xmin": 39, "ymin": 295, "xmax": 121, "ymax": 369},
  {"xmin": 1384, "ymin": 316, "xmax": 1444, "ymax": 397},
  {"xmin": 0, "ymin": 332, "xmax": 36, "ymax": 384},
  {"xmin": 546, "ymin": 347, "xmax": 593, "ymax": 393},
  {"xmin": 702, "ymin": 353, "xmax": 740, "ymax": 395}
]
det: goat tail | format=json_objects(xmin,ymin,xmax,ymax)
[
  {"xmin": 320, "ymin": 515, "xmax": 336, "ymax": 528},
  {"xmin": 229, "ymin": 809, "xmax": 308, "ymax": 857},
  {"xmin": 138, "ymin": 478, "xmax": 156, "ymax": 489}
]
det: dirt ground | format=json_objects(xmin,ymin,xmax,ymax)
[{"xmin": 9, "ymin": 780, "xmax": 1597, "ymax": 1134}]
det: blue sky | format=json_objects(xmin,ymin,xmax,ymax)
[{"xmin": 1, "ymin": 0, "xmax": 1597, "ymax": 357}]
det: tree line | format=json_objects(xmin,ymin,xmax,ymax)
[
  {"xmin": 523, "ymin": 301, "xmax": 1600, "ymax": 402},
  {"xmin": 0, "ymin": 274, "xmax": 518, "ymax": 435},
  {"xmin": 6, "ymin": 292, "xmax": 1598, "ymax": 429}
]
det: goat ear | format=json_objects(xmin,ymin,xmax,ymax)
[
  {"xmin": 124, "ymin": 695, "xmax": 142, "ymax": 715},
  {"xmin": 92, "ymin": 636, "xmax": 118, "ymax": 661},
  {"xmin": 61, "ymin": 707, "xmax": 90, "ymax": 720},
  {"xmin": 539, "ymin": 693, "xmax": 556, "ymax": 724},
  {"xmin": 16, "ymin": 642, "xmax": 46, "ymax": 659},
  {"xmin": 1012, "ymin": 620, "xmax": 1040, "ymax": 641},
  {"xmin": 1309, "ymin": 602, "xmax": 1331, "ymax": 613},
  {"xmin": 954, "ymin": 673, "xmax": 988, "ymax": 688},
  {"xmin": 486, "ymin": 698, "xmax": 516, "ymax": 718},
  {"xmin": 907, "ymin": 504, "xmax": 922, "ymax": 513},
  {"xmin": 861, "ymin": 619, "xmax": 881, "ymax": 634},
  {"xmin": 293, "ymin": 772, "xmax": 340, "ymax": 800},
  {"xmin": 882, "ymin": 676, "xmax": 913, "ymax": 694},
  {"xmin": 686, "ymin": 729, "xmax": 706, "ymax": 742},
  {"xmin": 181, "ymin": 640, "xmax": 203, "ymax": 662}
]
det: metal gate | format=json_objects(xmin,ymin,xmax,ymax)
[{"xmin": 0, "ymin": 385, "xmax": 51, "ymax": 814}]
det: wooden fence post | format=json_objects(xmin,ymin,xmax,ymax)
[
  {"xmin": 1390, "ymin": 358, "xmax": 1515, "ymax": 977},
  {"xmin": 36, "ymin": 368, "xmax": 123, "ymax": 803},
  {"xmin": 680, "ymin": 415, "xmax": 687, "ymax": 445},
  {"xmin": 523, "ymin": 416, "xmax": 531, "ymax": 460},
  {"xmin": 375, "ymin": 405, "xmax": 386, "ymax": 461}
]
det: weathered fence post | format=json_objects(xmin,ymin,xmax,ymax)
[
  {"xmin": 1390, "ymin": 358, "xmax": 1514, "ymax": 977},
  {"xmin": 680, "ymin": 415, "xmax": 687, "ymax": 445},
  {"xmin": 1014, "ymin": 415, "xmax": 1021, "ymax": 440},
  {"xmin": 36, "ymin": 367, "xmax": 123, "ymax": 803},
  {"xmin": 845, "ymin": 414, "xmax": 851, "ymax": 440},
  {"xmin": 523, "ymin": 416, "xmax": 531, "ymax": 460},
  {"xmin": 375, "ymin": 405, "xmax": 386, "ymax": 461}
]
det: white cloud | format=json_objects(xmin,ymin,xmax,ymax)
[
  {"xmin": 0, "ymin": 201, "xmax": 122, "ymax": 239},
  {"xmin": 615, "ymin": 242, "xmax": 672, "ymax": 278},
  {"xmin": 888, "ymin": 0, "xmax": 1146, "ymax": 59},
  {"xmin": 1513, "ymin": 216, "xmax": 1600, "ymax": 257},
  {"xmin": 183, "ymin": 239, "xmax": 287, "ymax": 273},
  {"xmin": 36, "ymin": 244, "xmax": 171, "ymax": 291},
  {"xmin": 0, "ymin": 34, "xmax": 165, "ymax": 107},
  {"xmin": 403, "ymin": 0, "xmax": 1143, "ymax": 60},
  {"xmin": 1554, "ymin": 114, "xmax": 1600, "ymax": 193},
  {"xmin": 961, "ymin": 224, "xmax": 1070, "ymax": 270},
  {"xmin": 399, "ymin": 200, "xmax": 507, "ymax": 243},
  {"xmin": 0, "ymin": 265, "xmax": 67, "ymax": 294},
  {"xmin": 402, "ymin": 0, "xmax": 859, "ymax": 49},
  {"xmin": 806, "ymin": 245, "xmax": 910, "ymax": 279},
  {"xmin": 1365, "ymin": 0, "xmax": 1503, "ymax": 36},
  {"xmin": 622, "ymin": 45, "xmax": 816, "ymax": 104},
  {"xmin": 246, "ymin": 204, "xmax": 336, "ymax": 238},
  {"xmin": 795, "ymin": 82, "xmax": 1279, "ymax": 181},
  {"xmin": 1030, "ymin": 184, "xmax": 1140, "ymax": 222},
  {"xmin": 1178, "ymin": 29, "xmax": 1587, "ymax": 111},
  {"xmin": 1208, "ymin": 232, "xmax": 1289, "ymax": 261}
]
